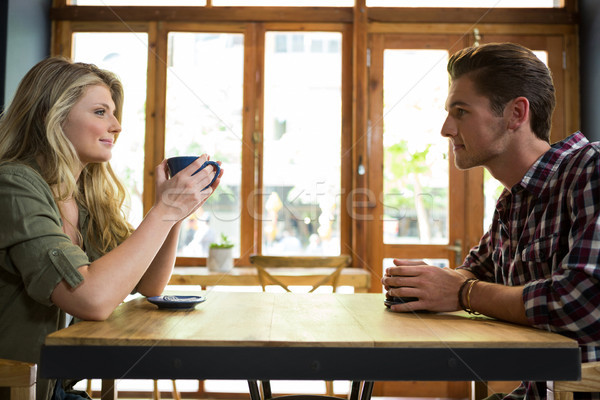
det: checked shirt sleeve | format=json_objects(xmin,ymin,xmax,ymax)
[{"xmin": 523, "ymin": 151, "xmax": 600, "ymax": 347}]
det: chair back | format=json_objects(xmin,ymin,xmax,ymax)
[
  {"xmin": 547, "ymin": 361, "xmax": 600, "ymax": 400},
  {"xmin": 0, "ymin": 358, "xmax": 36, "ymax": 400},
  {"xmin": 249, "ymin": 255, "xmax": 351, "ymax": 293}
]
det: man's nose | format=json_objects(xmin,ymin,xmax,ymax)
[{"xmin": 440, "ymin": 115, "xmax": 456, "ymax": 138}]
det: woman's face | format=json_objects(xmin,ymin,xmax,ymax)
[{"xmin": 62, "ymin": 84, "xmax": 121, "ymax": 166}]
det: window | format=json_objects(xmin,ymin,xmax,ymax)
[
  {"xmin": 262, "ymin": 31, "xmax": 343, "ymax": 256},
  {"xmin": 53, "ymin": 2, "xmax": 578, "ymax": 276},
  {"xmin": 165, "ymin": 32, "xmax": 244, "ymax": 257},
  {"xmin": 54, "ymin": 2, "xmax": 578, "ymax": 398},
  {"xmin": 72, "ymin": 32, "xmax": 148, "ymax": 226}
]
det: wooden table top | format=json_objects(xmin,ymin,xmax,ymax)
[
  {"xmin": 41, "ymin": 292, "xmax": 581, "ymax": 382},
  {"xmin": 45, "ymin": 292, "xmax": 575, "ymax": 348}
]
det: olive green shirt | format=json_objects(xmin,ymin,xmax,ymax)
[{"xmin": 0, "ymin": 162, "xmax": 102, "ymax": 400}]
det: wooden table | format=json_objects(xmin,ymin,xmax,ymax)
[
  {"xmin": 168, "ymin": 266, "xmax": 372, "ymax": 292},
  {"xmin": 40, "ymin": 292, "xmax": 580, "ymax": 399}
]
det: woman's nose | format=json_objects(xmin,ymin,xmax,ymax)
[{"xmin": 110, "ymin": 116, "xmax": 122, "ymax": 134}]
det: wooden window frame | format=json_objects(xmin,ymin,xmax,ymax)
[{"xmin": 50, "ymin": 1, "xmax": 579, "ymax": 273}]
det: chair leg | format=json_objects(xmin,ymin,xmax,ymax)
[
  {"xmin": 472, "ymin": 381, "xmax": 488, "ymax": 400},
  {"xmin": 153, "ymin": 380, "xmax": 161, "ymax": 400},
  {"xmin": 86, "ymin": 379, "xmax": 92, "ymax": 397},
  {"xmin": 11, "ymin": 385, "xmax": 35, "ymax": 400},
  {"xmin": 172, "ymin": 380, "xmax": 181, "ymax": 400},
  {"xmin": 101, "ymin": 379, "xmax": 117, "ymax": 400},
  {"xmin": 325, "ymin": 381, "xmax": 334, "ymax": 396}
]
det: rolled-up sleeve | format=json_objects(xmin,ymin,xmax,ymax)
[{"xmin": 0, "ymin": 164, "xmax": 90, "ymax": 306}]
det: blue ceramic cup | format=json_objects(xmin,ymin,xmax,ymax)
[{"xmin": 167, "ymin": 156, "xmax": 220, "ymax": 190}]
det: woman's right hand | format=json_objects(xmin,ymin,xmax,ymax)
[{"xmin": 152, "ymin": 155, "xmax": 220, "ymax": 223}]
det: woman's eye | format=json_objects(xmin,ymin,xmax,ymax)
[{"xmin": 95, "ymin": 109, "xmax": 106, "ymax": 116}]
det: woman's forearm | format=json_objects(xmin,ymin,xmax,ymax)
[
  {"xmin": 135, "ymin": 220, "xmax": 183, "ymax": 296},
  {"xmin": 51, "ymin": 206, "xmax": 177, "ymax": 320}
]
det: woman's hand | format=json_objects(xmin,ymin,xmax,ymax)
[{"xmin": 153, "ymin": 155, "xmax": 223, "ymax": 223}]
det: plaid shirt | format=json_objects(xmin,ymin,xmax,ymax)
[{"xmin": 459, "ymin": 132, "xmax": 600, "ymax": 400}]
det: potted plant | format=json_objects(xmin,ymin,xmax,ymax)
[{"xmin": 207, "ymin": 233, "xmax": 234, "ymax": 272}]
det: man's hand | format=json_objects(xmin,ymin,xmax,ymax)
[{"xmin": 381, "ymin": 259, "xmax": 468, "ymax": 313}]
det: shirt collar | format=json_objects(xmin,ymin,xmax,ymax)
[{"xmin": 516, "ymin": 131, "xmax": 588, "ymax": 196}]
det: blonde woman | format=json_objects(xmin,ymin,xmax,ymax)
[{"xmin": 0, "ymin": 57, "xmax": 222, "ymax": 400}]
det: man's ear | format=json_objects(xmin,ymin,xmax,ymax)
[{"xmin": 506, "ymin": 96, "xmax": 530, "ymax": 131}]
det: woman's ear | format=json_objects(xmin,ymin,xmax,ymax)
[{"xmin": 506, "ymin": 96, "xmax": 530, "ymax": 132}]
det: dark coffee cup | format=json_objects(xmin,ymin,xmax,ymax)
[
  {"xmin": 385, "ymin": 281, "xmax": 418, "ymax": 308},
  {"xmin": 167, "ymin": 156, "xmax": 220, "ymax": 190}
]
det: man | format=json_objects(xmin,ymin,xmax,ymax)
[{"xmin": 382, "ymin": 42, "xmax": 600, "ymax": 399}]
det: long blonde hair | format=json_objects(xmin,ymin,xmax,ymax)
[{"xmin": 0, "ymin": 56, "xmax": 133, "ymax": 253}]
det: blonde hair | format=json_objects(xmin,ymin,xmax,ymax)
[{"xmin": 0, "ymin": 56, "xmax": 133, "ymax": 254}]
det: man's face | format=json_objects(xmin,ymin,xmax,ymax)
[{"xmin": 441, "ymin": 75, "xmax": 509, "ymax": 170}]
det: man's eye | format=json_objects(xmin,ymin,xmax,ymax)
[{"xmin": 455, "ymin": 108, "xmax": 466, "ymax": 117}]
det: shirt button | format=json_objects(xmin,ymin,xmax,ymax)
[{"xmin": 51, "ymin": 250, "xmax": 59, "ymax": 256}]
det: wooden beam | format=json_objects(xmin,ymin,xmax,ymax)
[{"xmin": 50, "ymin": 6, "xmax": 354, "ymax": 23}]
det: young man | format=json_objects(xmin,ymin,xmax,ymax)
[{"xmin": 382, "ymin": 43, "xmax": 600, "ymax": 399}]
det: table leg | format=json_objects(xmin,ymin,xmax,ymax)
[
  {"xmin": 261, "ymin": 380, "xmax": 272, "ymax": 399},
  {"xmin": 248, "ymin": 380, "xmax": 262, "ymax": 400},
  {"xmin": 360, "ymin": 381, "xmax": 374, "ymax": 400},
  {"xmin": 348, "ymin": 381, "xmax": 361, "ymax": 400}
]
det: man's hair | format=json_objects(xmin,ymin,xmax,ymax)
[{"xmin": 447, "ymin": 42, "xmax": 556, "ymax": 142}]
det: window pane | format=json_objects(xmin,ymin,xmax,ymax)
[
  {"xmin": 367, "ymin": 0, "xmax": 558, "ymax": 7},
  {"xmin": 71, "ymin": 0, "xmax": 206, "ymax": 5},
  {"xmin": 262, "ymin": 32, "xmax": 342, "ymax": 256},
  {"xmin": 165, "ymin": 32, "xmax": 244, "ymax": 258},
  {"xmin": 383, "ymin": 49, "xmax": 449, "ymax": 245},
  {"xmin": 72, "ymin": 32, "xmax": 148, "ymax": 227},
  {"xmin": 213, "ymin": 0, "xmax": 352, "ymax": 5}
]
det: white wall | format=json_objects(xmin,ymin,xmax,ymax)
[
  {"xmin": 579, "ymin": 0, "xmax": 600, "ymax": 142},
  {"xmin": 3, "ymin": 0, "xmax": 51, "ymax": 108}
]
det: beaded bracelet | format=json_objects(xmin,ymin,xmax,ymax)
[
  {"xmin": 457, "ymin": 278, "xmax": 475, "ymax": 312},
  {"xmin": 465, "ymin": 278, "xmax": 481, "ymax": 315}
]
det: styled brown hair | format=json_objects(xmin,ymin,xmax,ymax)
[{"xmin": 447, "ymin": 42, "xmax": 555, "ymax": 142}]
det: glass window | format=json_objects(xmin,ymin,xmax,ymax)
[
  {"xmin": 382, "ymin": 49, "xmax": 449, "ymax": 245},
  {"xmin": 71, "ymin": 0, "xmax": 206, "ymax": 5},
  {"xmin": 72, "ymin": 32, "xmax": 148, "ymax": 227},
  {"xmin": 212, "ymin": 0, "xmax": 352, "ymax": 6},
  {"xmin": 71, "ymin": 0, "xmax": 353, "ymax": 5},
  {"xmin": 367, "ymin": 0, "xmax": 559, "ymax": 7},
  {"xmin": 165, "ymin": 32, "xmax": 244, "ymax": 258},
  {"xmin": 262, "ymin": 31, "xmax": 342, "ymax": 256}
]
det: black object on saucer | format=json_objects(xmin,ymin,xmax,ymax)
[
  {"xmin": 146, "ymin": 295, "xmax": 206, "ymax": 309},
  {"xmin": 384, "ymin": 296, "xmax": 418, "ymax": 308}
]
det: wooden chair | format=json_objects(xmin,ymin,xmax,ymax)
[
  {"xmin": 547, "ymin": 361, "xmax": 600, "ymax": 400},
  {"xmin": 85, "ymin": 379, "xmax": 179, "ymax": 400},
  {"xmin": 0, "ymin": 358, "xmax": 36, "ymax": 400},
  {"xmin": 249, "ymin": 255, "xmax": 352, "ymax": 293}
]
